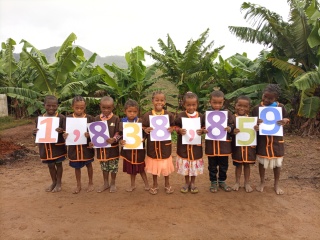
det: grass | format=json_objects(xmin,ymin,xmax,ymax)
[{"xmin": 0, "ymin": 116, "xmax": 34, "ymax": 131}]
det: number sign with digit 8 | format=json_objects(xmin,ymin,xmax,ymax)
[
  {"xmin": 149, "ymin": 115, "xmax": 171, "ymax": 141},
  {"xmin": 205, "ymin": 111, "xmax": 228, "ymax": 141},
  {"xmin": 88, "ymin": 121, "xmax": 110, "ymax": 148}
]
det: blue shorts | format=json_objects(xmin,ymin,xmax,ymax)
[
  {"xmin": 69, "ymin": 159, "xmax": 94, "ymax": 169},
  {"xmin": 42, "ymin": 156, "xmax": 66, "ymax": 164}
]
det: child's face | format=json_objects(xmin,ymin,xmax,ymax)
[
  {"xmin": 44, "ymin": 99, "xmax": 58, "ymax": 116},
  {"xmin": 125, "ymin": 106, "xmax": 138, "ymax": 121},
  {"xmin": 183, "ymin": 98, "xmax": 198, "ymax": 114},
  {"xmin": 235, "ymin": 99, "xmax": 250, "ymax": 116},
  {"xmin": 100, "ymin": 100, "xmax": 114, "ymax": 116},
  {"xmin": 210, "ymin": 96, "xmax": 224, "ymax": 110},
  {"xmin": 72, "ymin": 101, "xmax": 86, "ymax": 117},
  {"xmin": 262, "ymin": 92, "xmax": 277, "ymax": 106},
  {"xmin": 152, "ymin": 94, "xmax": 166, "ymax": 112}
]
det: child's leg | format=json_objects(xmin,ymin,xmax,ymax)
[
  {"xmin": 51, "ymin": 162, "xmax": 63, "ymax": 192},
  {"xmin": 97, "ymin": 170, "xmax": 110, "ymax": 193},
  {"xmin": 208, "ymin": 156, "xmax": 218, "ymax": 192},
  {"xmin": 218, "ymin": 156, "xmax": 231, "ymax": 192},
  {"xmin": 243, "ymin": 163, "xmax": 253, "ymax": 193},
  {"xmin": 180, "ymin": 176, "xmax": 190, "ymax": 193},
  {"xmin": 140, "ymin": 171, "xmax": 150, "ymax": 190},
  {"xmin": 110, "ymin": 172, "xmax": 117, "ymax": 193},
  {"xmin": 164, "ymin": 175, "xmax": 174, "ymax": 194},
  {"xmin": 46, "ymin": 162, "xmax": 57, "ymax": 192},
  {"xmin": 86, "ymin": 163, "xmax": 94, "ymax": 192},
  {"xmin": 232, "ymin": 164, "xmax": 242, "ymax": 191},
  {"xmin": 190, "ymin": 176, "xmax": 198, "ymax": 193},
  {"xmin": 273, "ymin": 167, "xmax": 283, "ymax": 195},
  {"xmin": 256, "ymin": 163, "xmax": 266, "ymax": 192},
  {"xmin": 73, "ymin": 168, "xmax": 81, "ymax": 194},
  {"xmin": 126, "ymin": 174, "xmax": 136, "ymax": 192},
  {"xmin": 149, "ymin": 175, "xmax": 159, "ymax": 195}
]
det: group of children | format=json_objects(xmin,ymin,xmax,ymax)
[{"xmin": 34, "ymin": 84, "xmax": 290, "ymax": 195}]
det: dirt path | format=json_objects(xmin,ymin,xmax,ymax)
[{"xmin": 0, "ymin": 124, "xmax": 319, "ymax": 239}]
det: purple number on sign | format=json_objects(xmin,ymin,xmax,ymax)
[
  {"xmin": 207, "ymin": 111, "xmax": 226, "ymax": 140},
  {"xmin": 150, "ymin": 116, "xmax": 170, "ymax": 141},
  {"xmin": 89, "ymin": 122, "xmax": 109, "ymax": 147}
]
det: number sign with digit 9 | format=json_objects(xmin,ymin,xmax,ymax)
[{"xmin": 259, "ymin": 107, "xmax": 283, "ymax": 136}]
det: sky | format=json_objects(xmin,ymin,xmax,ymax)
[{"xmin": 0, "ymin": 0, "xmax": 290, "ymax": 64}]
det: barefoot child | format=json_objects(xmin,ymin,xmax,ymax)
[
  {"xmin": 252, "ymin": 84, "xmax": 290, "ymax": 195},
  {"xmin": 202, "ymin": 90, "xmax": 235, "ymax": 193},
  {"xmin": 33, "ymin": 95, "xmax": 67, "ymax": 192},
  {"xmin": 93, "ymin": 96, "xmax": 120, "ymax": 193},
  {"xmin": 119, "ymin": 99, "xmax": 149, "ymax": 192},
  {"xmin": 63, "ymin": 96, "xmax": 94, "ymax": 194},
  {"xmin": 231, "ymin": 96, "xmax": 256, "ymax": 193},
  {"xmin": 175, "ymin": 92, "xmax": 204, "ymax": 194},
  {"xmin": 142, "ymin": 91, "xmax": 175, "ymax": 195}
]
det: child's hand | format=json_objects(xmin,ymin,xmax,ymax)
[
  {"xmin": 84, "ymin": 132, "xmax": 90, "ymax": 138},
  {"xmin": 254, "ymin": 125, "xmax": 259, "ymax": 131},
  {"xmin": 196, "ymin": 129, "xmax": 203, "ymax": 136},
  {"xmin": 179, "ymin": 128, "xmax": 187, "ymax": 135},
  {"xmin": 233, "ymin": 128, "xmax": 240, "ymax": 134},
  {"xmin": 88, "ymin": 142, "xmax": 94, "ymax": 148},
  {"xmin": 144, "ymin": 127, "xmax": 153, "ymax": 134},
  {"xmin": 257, "ymin": 119, "xmax": 263, "ymax": 125},
  {"xmin": 224, "ymin": 126, "xmax": 231, "ymax": 133},
  {"xmin": 202, "ymin": 129, "xmax": 208, "ymax": 134},
  {"xmin": 277, "ymin": 118, "xmax": 290, "ymax": 126},
  {"xmin": 120, "ymin": 140, "xmax": 126, "ymax": 146},
  {"xmin": 63, "ymin": 133, "xmax": 69, "ymax": 139},
  {"xmin": 55, "ymin": 127, "xmax": 64, "ymax": 133},
  {"xmin": 167, "ymin": 127, "xmax": 174, "ymax": 133},
  {"xmin": 33, "ymin": 128, "xmax": 39, "ymax": 135},
  {"xmin": 107, "ymin": 138, "xmax": 116, "ymax": 144}
]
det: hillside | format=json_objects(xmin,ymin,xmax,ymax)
[{"xmin": 13, "ymin": 46, "xmax": 128, "ymax": 68}]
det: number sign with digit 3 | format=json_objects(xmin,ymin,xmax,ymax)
[
  {"xmin": 88, "ymin": 121, "xmax": 110, "ymax": 148},
  {"xmin": 65, "ymin": 118, "xmax": 88, "ymax": 145},
  {"xmin": 182, "ymin": 117, "xmax": 201, "ymax": 145},
  {"xmin": 259, "ymin": 107, "xmax": 283, "ymax": 136},
  {"xmin": 149, "ymin": 115, "xmax": 171, "ymax": 141},
  {"xmin": 236, "ymin": 117, "xmax": 257, "ymax": 146},
  {"xmin": 205, "ymin": 111, "xmax": 228, "ymax": 141},
  {"xmin": 35, "ymin": 117, "xmax": 59, "ymax": 143},
  {"xmin": 123, "ymin": 122, "xmax": 143, "ymax": 149}
]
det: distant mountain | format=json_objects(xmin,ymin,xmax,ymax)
[{"xmin": 13, "ymin": 46, "xmax": 128, "ymax": 68}]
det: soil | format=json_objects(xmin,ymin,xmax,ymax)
[{"xmin": 0, "ymin": 123, "xmax": 319, "ymax": 240}]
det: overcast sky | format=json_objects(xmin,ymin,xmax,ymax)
[{"xmin": 0, "ymin": 0, "xmax": 290, "ymax": 64}]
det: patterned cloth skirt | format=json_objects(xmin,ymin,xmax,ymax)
[
  {"xmin": 257, "ymin": 156, "xmax": 283, "ymax": 169},
  {"xmin": 176, "ymin": 156, "xmax": 204, "ymax": 176},
  {"xmin": 145, "ymin": 156, "xmax": 174, "ymax": 177}
]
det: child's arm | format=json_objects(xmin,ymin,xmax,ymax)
[{"xmin": 277, "ymin": 118, "xmax": 290, "ymax": 126}]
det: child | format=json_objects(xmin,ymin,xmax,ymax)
[
  {"xmin": 93, "ymin": 96, "xmax": 120, "ymax": 193},
  {"xmin": 252, "ymin": 84, "xmax": 290, "ymax": 195},
  {"xmin": 63, "ymin": 96, "xmax": 95, "ymax": 194},
  {"xmin": 33, "ymin": 95, "xmax": 66, "ymax": 193},
  {"xmin": 231, "ymin": 96, "xmax": 256, "ymax": 193},
  {"xmin": 142, "ymin": 91, "xmax": 175, "ymax": 195},
  {"xmin": 175, "ymin": 92, "xmax": 204, "ymax": 194},
  {"xmin": 119, "ymin": 99, "xmax": 150, "ymax": 192},
  {"xmin": 202, "ymin": 90, "xmax": 235, "ymax": 193}
]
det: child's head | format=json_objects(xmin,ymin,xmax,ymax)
[
  {"xmin": 152, "ymin": 90, "xmax": 166, "ymax": 112},
  {"xmin": 182, "ymin": 91, "xmax": 198, "ymax": 114},
  {"xmin": 262, "ymin": 84, "xmax": 281, "ymax": 106},
  {"xmin": 124, "ymin": 99, "xmax": 139, "ymax": 120},
  {"xmin": 235, "ymin": 96, "xmax": 251, "ymax": 116},
  {"xmin": 209, "ymin": 90, "xmax": 224, "ymax": 110},
  {"xmin": 72, "ymin": 96, "xmax": 86, "ymax": 117},
  {"xmin": 100, "ymin": 96, "xmax": 114, "ymax": 117},
  {"xmin": 44, "ymin": 95, "xmax": 58, "ymax": 116}
]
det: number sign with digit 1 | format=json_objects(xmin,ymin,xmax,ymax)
[
  {"xmin": 236, "ymin": 117, "xmax": 257, "ymax": 146},
  {"xmin": 123, "ymin": 122, "xmax": 143, "ymax": 149},
  {"xmin": 259, "ymin": 107, "xmax": 283, "ymax": 136},
  {"xmin": 35, "ymin": 117, "xmax": 59, "ymax": 143},
  {"xmin": 182, "ymin": 117, "xmax": 201, "ymax": 145},
  {"xmin": 205, "ymin": 111, "xmax": 228, "ymax": 141},
  {"xmin": 149, "ymin": 115, "xmax": 171, "ymax": 141},
  {"xmin": 87, "ymin": 121, "xmax": 110, "ymax": 148},
  {"xmin": 65, "ymin": 118, "xmax": 88, "ymax": 145}
]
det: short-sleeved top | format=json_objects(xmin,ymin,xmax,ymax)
[
  {"xmin": 35, "ymin": 113, "xmax": 67, "ymax": 161},
  {"xmin": 201, "ymin": 108, "xmax": 235, "ymax": 156},
  {"xmin": 175, "ymin": 111, "xmax": 203, "ymax": 160},
  {"xmin": 64, "ymin": 114, "xmax": 94, "ymax": 161},
  {"xmin": 93, "ymin": 114, "xmax": 120, "ymax": 161},
  {"xmin": 231, "ymin": 114, "xmax": 256, "ymax": 163},
  {"xmin": 142, "ymin": 110, "xmax": 175, "ymax": 159},
  {"xmin": 119, "ymin": 117, "xmax": 146, "ymax": 164},
  {"xmin": 252, "ymin": 102, "xmax": 288, "ymax": 159}
]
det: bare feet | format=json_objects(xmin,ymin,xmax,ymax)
[
  {"xmin": 245, "ymin": 183, "xmax": 253, "ymax": 193},
  {"xmin": 109, "ymin": 185, "xmax": 117, "ymax": 193},
  {"xmin": 232, "ymin": 183, "xmax": 240, "ymax": 191},
  {"xmin": 73, "ymin": 186, "xmax": 81, "ymax": 194},
  {"xmin": 86, "ymin": 183, "xmax": 94, "ymax": 192},
  {"xmin": 51, "ymin": 184, "xmax": 62, "ymax": 193},
  {"xmin": 144, "ymin": 184, "xmax": 150, "ymax": 191},
  {"xmin": 274, "ymin": 184, "xmax": 284, "ymax": 195},
  {"xmin": 256, "ymin": 183, "xmax": 265, "ymax": 192},
  {"xmin": 97, "ymin": 184, "xmax": 110, "ymax": 193},
  {"xmin": 126, "ymin": 186, "xmax": 136, "ymax": 192},
  {"xmin": 46, "ymin": 183, "xmax": 56, "ymax": 192}
]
